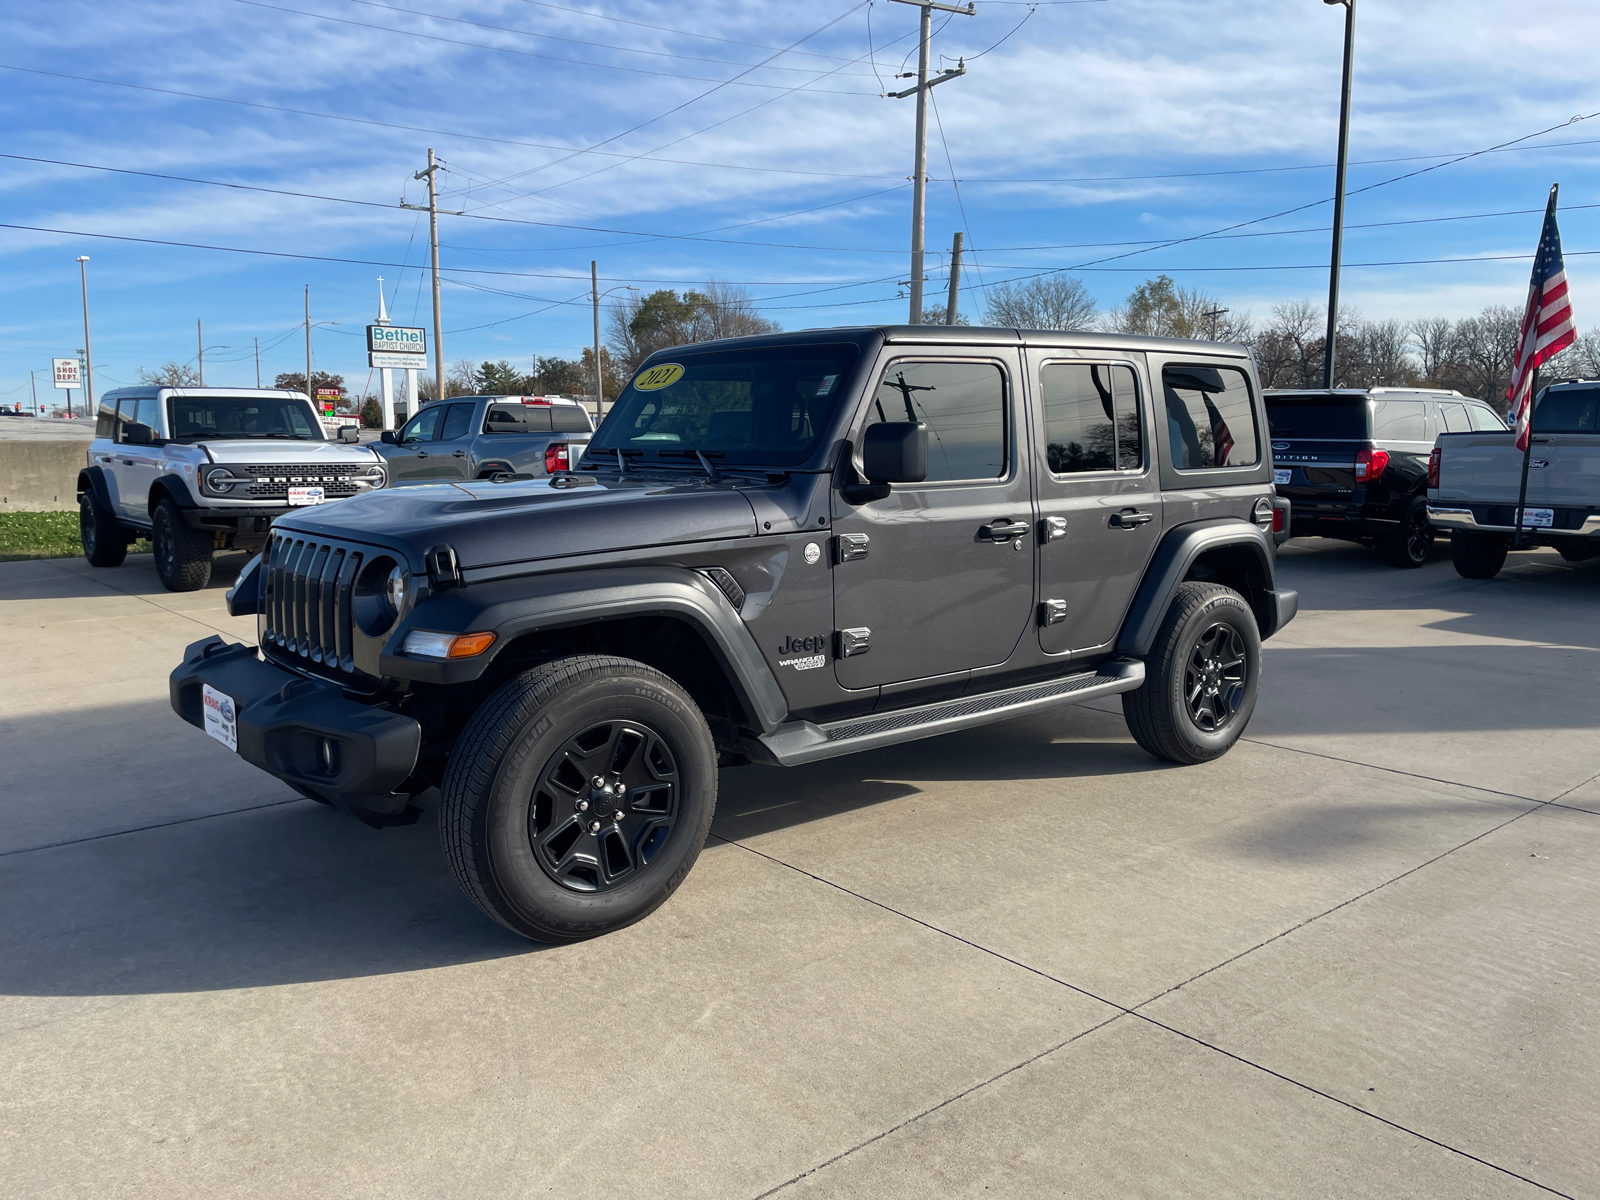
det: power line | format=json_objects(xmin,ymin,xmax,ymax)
[{"xmin": 232, "ymin": 0, "xmax": 879, "ymax": 93}]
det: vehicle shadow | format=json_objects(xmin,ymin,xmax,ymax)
[
  {"xmin": 1, "ymin": 706, "xmax": 1169, "ymax": 998},
  {"xmin": 0, "ymin": 551, "xmax": 249, "ymax": 602}
]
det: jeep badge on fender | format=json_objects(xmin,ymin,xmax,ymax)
[{"xmin": 170, "ymin": 324, "xmax": 1296, "ymax": 944}]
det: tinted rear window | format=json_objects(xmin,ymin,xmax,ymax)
[
  {"xmin": 1535, "ymin": 387, "xmax": 1600, "ymax": 432},
  {"xmin": 1265, "ymin": 397, "xmax": 1365, "ymax": 440}
]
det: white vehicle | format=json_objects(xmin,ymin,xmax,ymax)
[{"xmin": 78, "ymin": 387, "xmax": 388, "ymax": 591}]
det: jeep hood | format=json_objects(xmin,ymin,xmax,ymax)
[
  {"xmin": 198, "ymin": 441, "xmax": 384, "ymax": 465},
  {"xmin": 272, "ymin": 474, "xmax": 758, "ymax": 568}
]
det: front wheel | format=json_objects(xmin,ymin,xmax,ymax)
[
  {"xmin": 1123, "ymin": 581, "xmax": 1262, "ymax": 765},
  {"xmin": 152, "ymin": 498, "xmax": 213, "ymax": 591},
  {"xmin": 1450, "ymin": 529, "xmax": 1509, "ymax": 580},
  {"xmin": 438, "ymin": 655, "xmax": 718, "ymax": 943},
  {"xmin": 1381, "ymin": 495, "xmax": 1433, "ymax": 569}
]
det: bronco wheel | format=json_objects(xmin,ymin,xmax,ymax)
[
  {"xmin": 79, "ymin": 494, "xmax": 128, "ymax": 568},
  {"xmin": 1381, "ymin": 495, "xmax": 1433, "ymax": 569},
  {"xmin": 1450, "ymin": 529, "xmax": 1509, "ymax": 580},
  {"xmin": 1122, "ymin": 581, "xmax": 1262, "ymax": 765},
  {"xmin": 438, "ymin": 654, "xmax": 718, "ymax": 942},
  {"xmin": 152, "ymin": 498, "xmax": 213, "ymax": 591}
]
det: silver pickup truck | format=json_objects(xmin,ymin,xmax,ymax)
[
  {"xmin": 375, "ymin": 394, "xmax": 593, "ymax": 485},
  {"xmin": 1427, "ymin": 379, "xmax": 1600, "ymax": 578}
]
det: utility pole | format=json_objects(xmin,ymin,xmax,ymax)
[
  {"xmin": 887, "ymin": 0, "xmax": 972, "ymax": 324},
  {"xmin": 402, "ymin": 149, "xmax": 449, "ymax": 404},
  {"xmin": 1322, "ymin": 0, "xmax": 1357, "ymax": 387},
  {"xmin": 305, "ymin": 286, "xmax": 312, "ymax": 401},
  {"xmin": 944, "ymin": 231, "xmax": 964, "ymax": 325},
  {"xmin": 1202, "ymin": 306, "xmax": 1229, "ymax": 341},
  {"xmin": 197, "ymin": 318, "xmax": 205, "ymax": 386},
  {"xmin": 591, "ymin": 261, "xmax": 602, "ymax": 417},
  {"xmin": 76, "ymin": 256, "xmax": 93, "ymax": 415},
  {"xmin": 254, "ymin": 337, "xmax": 261, "ymax": 388},
  {"xmin": 30, "ymin": 369, "xmax": 37, "ymax": 415}
]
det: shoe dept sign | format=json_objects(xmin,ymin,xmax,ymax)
[{"xmin": 367, "ymin": 325, "xmax": 428, "ymax": 370}]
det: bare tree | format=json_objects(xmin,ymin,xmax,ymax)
[
  {"xmin": 607, "ymin": 281, "xmax": 780, "ymax": 375},
  {"xmin": 1352, "ymin": 319, "xmax": 1418, "ymax": 387},
  {"xmin": 138, "ymin": 362, "xmax": 200, "ymax": 386},
  {"xmin": 1544, "ymin": 326, "xmax": 1600, "ymax": 379},
  {"xmin": 1449, "ymin": 305, "xmax": 1520, "ymax": 401},
  {"xmin": 1254, "ymin": 301, "xmax": 1323, "ymax": 389},
  {"xmin": 1409, "ymin": 317, "xmax": 1457, "ymax": 385},
  {"xmin": 983, "ymin": 275, "xmax": 1097, "ymax": 331}
]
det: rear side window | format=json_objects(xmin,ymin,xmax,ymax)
[
  {"xmin": 1469, "ymin": 404, "xmax": 1507, "ymax": 431},
  {"xmin": 484, "ymin": 404, "xmax": 551, "ymax": 433},
  {"xmin": 1264, "ymin": 398, "xmax": 1365, "ymax": 439},
  {"xmin": 551, "ymin": 404, "xmax": 593, "ymax": 433},
  {"xmin": 1438, "ymin": 402, "xmax": 1471, "ymax": 433},
  {"xmin": 866, "ymin": 361, "xmax": 1007, "ymax": 482},
  {"xmin": 1371, "ymin": 400, "xmax": 1427, "ymax": 441},
  {"xmin": 1040, "ymin": 363, "xmax": 1143, "ymax": 473},
  {"xmin": 1163, "ymin": 365, "xmax": 1259, "ymax": 470},
  {"xmin": 1535, "ymin": 387, "xmax": 1600, "ymax": 432},
  {"xmin": 439, "ymin": 403, "xmax": 474, "ymax": 440}
]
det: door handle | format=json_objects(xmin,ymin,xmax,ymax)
[
  {"xmin": 1109, "ymin": 510, "xmax": 1153, "ymax": 529},
  {"xmin": 121, "ymin": 458, "xmax": 135, "ymax": 466},
  {"xmin": 980, "ymin": 519, "xmax": 1030, "ymax": 542},
  {"xmin": 415, "ymin": 450, "xmax": 429, "ymax": 458},
  {"xmin": 451, "ymin": 451, "xmax": 466, "ymax": 458}
]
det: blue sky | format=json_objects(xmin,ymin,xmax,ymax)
[{"xmin": 4, "ymin": 0, "xmax": 1600, "ymax": 404}]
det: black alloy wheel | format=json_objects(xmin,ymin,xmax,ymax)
[
  {"xmin": 1184, "ymin": 622, "xmax": 1247, "ymax": 733},
  {"xmin": 1382, "ymin": 496, "xmax": 1433, "ymax": 569},
  {"xmin": 152, "ymin": 498, "xmax": 213, "ymax": 591},
  {"xmin": 531, "ymin": 720, "xmax": 680, "ymax": 893}
]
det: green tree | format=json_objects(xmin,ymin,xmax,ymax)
[
  {"xmin": 606, "ymin": 281, "xmax": 780, "ymax": 374},
  {"xmin": 273, "ymin": 370, "xmax": 345, "ymax": 398},
  {"xmin": 359, "ymin": 396, "xmax": 383, "ymax": 429},
  {"xmin": 581, "ymin": 346, "xmax": 627, "ymax": 399},
  {"xmin": 476, "ymin": 360, "xmax": 530, "ymax": 394},
  {"xmin": 534, "ymin": 356, "xmax": 586, "ymax": 394}
]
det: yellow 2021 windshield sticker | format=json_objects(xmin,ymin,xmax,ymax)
[{"xmin": 633, "ymin": 363, "xmax": 684, "ymax": 391}]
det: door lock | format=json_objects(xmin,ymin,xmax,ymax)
[{"xmin": 836, "ymin": 533, "xmax": 870, "ymax": 563}]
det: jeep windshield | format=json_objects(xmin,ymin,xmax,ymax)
[
  {"xmin": 586, "ymin": 344, "xmax": 860, "ymax": 468},
  {"xmin": 166, "ymin": 396, "xmax": 325, "ymax": 442}
]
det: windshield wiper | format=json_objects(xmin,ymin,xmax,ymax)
[{"xmin": 655, "ymin": 448, "xmax": 724, "ymax": 482}]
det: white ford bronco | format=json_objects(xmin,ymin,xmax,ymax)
[{"xmin": 78, "ymin": 386, "xmax": 389, "ymax": 591}]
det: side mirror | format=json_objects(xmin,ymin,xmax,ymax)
[
  {"xmin": 123, "ymin": 422, "xmax": 154, "ymax": 446},
  {"xmin": 338, "ymin": 425, "xmax": 361, "ymax": 443},
  {"xmin": 862, "ymin": 421, "xmax": 928, "ymax": 484},
  {"xmin": 379, "ymin": 430, "xmax": 398, "ymax": 444}
]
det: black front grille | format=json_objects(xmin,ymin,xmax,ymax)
[
  {"xmin": 228, "ymin": 464, "xmax": 376, "ymax": 500},
  {"xmin": 262, "ymin": 533, "xmax": 364, "ymax": 674}
]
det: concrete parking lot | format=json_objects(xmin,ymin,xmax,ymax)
[{"xmin": 2, "ymin": 538, "xmax": 1596, "ymax": 1198}]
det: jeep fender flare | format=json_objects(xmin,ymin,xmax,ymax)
[
  {"xmin": 378, "ymin": 564, "xmax": 790, "ymax": 734},
  {"xmin": 77, "ymin": 465, "xmax": 115, "ymax": 513},
  {"xmin": 1116, "ymin": 518, "xmax": 1296, "ymax": 656}
]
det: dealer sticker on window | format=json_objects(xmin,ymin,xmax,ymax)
[
  {"xmin": 1273, "ymin": 469, "xmax": 1292, "ymax": 485},
  {"xmin": 287, "ymin": 486, "xmax": 326, "ymax": 506},
  {"xmin": 202, "ymin": 683, "xmax": 238, "ymax": 752}
]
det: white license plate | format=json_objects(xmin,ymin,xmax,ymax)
[
  {"xmin": 287, "ymin": 486, "xmax": 325, "ymax": 506},
  {"xmin": 202, "ymin": 683, "xmax": 238, "ymax": 752},
  {"xmin": 1273, "ymin": 469, "xmax": 1292, "ymax": 485},
  {"xmin": 1520, "ymin": 507, "xmax": 1554, "ymax": 528}
]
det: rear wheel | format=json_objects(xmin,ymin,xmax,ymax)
[
  {"xmin": 1381, "ymin": 495, "xmax": 1433, "ymax": 569},
  {"xmin": 1450, "ymin": 529, "xmax": 1509, "ymax": 580},
  {"xmin": 438, "ymin": 655, "xmax": 718, "ymax": 943},
  {"xmin": 152, "ymin": 498, "xmax": 213, "ymax": 591},
  {"xmin": 1555, "ymin": 540, "xmax": 1600, "ymax": 563},
  {"xmin": 1123, "ymin": 582, "xmax": 1262, "ymax": 765},
  {"xmin": 79, "ymin": 493, "xmax": 128, "ymax": 568}
]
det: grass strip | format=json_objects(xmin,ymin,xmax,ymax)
[{"xmin": 0, "ymin": 511, "xmax": 150, "ymax": 561}]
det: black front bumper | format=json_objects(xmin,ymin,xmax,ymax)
[{"xmin": 170, "ymin": 636, "xmax": 422, "ymax": 823}]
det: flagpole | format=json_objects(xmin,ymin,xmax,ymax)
[{"xmin": 1513, "ymin": 363, "xmax": 1537, "ymax": 550}]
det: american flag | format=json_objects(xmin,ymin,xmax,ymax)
[{"xmin": 1507, "ymin": 184, "xmax": 1577, "ymax": 451}]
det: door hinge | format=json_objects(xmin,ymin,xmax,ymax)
[
  {"xmin": 836, "ymin": 532, "xmax": 870, "ymax": 563},
  {"xmin": 1039, "ymin": 599, "xmax": 1067, "ymax": 626},
  {"xmin": 1041, "ymin": 516, "xmax": 1068, "ymax": 543},
  {"xmin": 837, "ymin": 627, "xmax": 872, "ymax": 657}
]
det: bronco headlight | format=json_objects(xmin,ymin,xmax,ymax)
[
  {"xmin": 358, "ymin": 463, "xmax": 387, "ymax": 489},
  {"xmin": 204, "ymin": 466, "xmax": 243, "ymax": 494}
]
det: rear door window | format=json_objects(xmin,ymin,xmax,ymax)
[
  {"xmin": 1040, "ymin": 363, "xmax": 1143, "ymax": 473},
  {"xmin": 1438, "ymin": 402, "xmax": 1470, "ymax": 433},
  {"xmin": 439, "ymin": 402, "xmax": 475, "ymax": 441},
  {"xmin": 1371, "ymin": 400, "xmax": 1427, "ymax": 441},
  {"xmin": 1469, "ymin": 404, "xmax": 1507, "ymax": 431},
  {"xmin": 865, "ymin": 361, "xmax": 1007, "ymax": 482},
  {"xmin": 1163, "ymin": 365, "xmax": 1259, "ymax": 469}
]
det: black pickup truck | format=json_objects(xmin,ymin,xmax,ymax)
[{"xmin": 171, "ymin": 326, "xmax": 1297, "ymax": 942}]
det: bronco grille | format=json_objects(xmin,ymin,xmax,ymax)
[
  {"xmin": 262, "ymin": 533, "xmax": 364, "ymax": 674},
  {"xmin": 228, "ymin": 464, "xmax": 376, "ymax": 500}
]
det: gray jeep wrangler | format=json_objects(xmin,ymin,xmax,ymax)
[{"xmin": 170, "ymin": 326, "xmax": 1297, "ymax": 942}]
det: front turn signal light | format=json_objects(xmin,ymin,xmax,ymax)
[{"xmin": 403, "ymin": 630, "xmax": 497, "ymax": 659}]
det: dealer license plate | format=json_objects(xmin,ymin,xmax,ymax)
[
  {"xmin": 1273, "ymin": 469, "xmax": 1292, "ymax": 485},
  {"xmin": 1520, "ymin": 507, "xmax": 1554, "ymax": 528},
  {"xmin": 287, "ymin": 486, "xmax": 325, "ymax": 506},
  {"xmin": 202, "ymin": 683, "xmax": 238, "ymax": 752}
]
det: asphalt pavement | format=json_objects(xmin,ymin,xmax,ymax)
[{"xmin": 1, "ymin": 537, "xmax": 1596, "ymax": 1198}]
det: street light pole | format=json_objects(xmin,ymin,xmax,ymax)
[
  {"xmin": 197, "ymin": 318, "xmax": 205, "ymax": 386},
  {"xmin": 1322, "ymin": 0, "xmax": 1356, "ymax": 388},
  {"xmin": 76, "ymin": 256, "xmax": 93, "ymax": 417},
  {"xmin": 592, "ymin": 260, "xmax": 602, "ymax": 417},
  {"xmin": 305, "ymin": 286, "xmax": 313, "ymax": 402}
]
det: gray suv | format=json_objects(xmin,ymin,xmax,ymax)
[
  {"xmin": 172, "ymin": 326, "xmax": 1297, "ymax": 943},
  {"xmin": 375, "ymin": 394, "xmax": 593, "ymax": 485}
]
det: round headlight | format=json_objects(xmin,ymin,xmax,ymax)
[
  {"xmin": 360, "ymin": 463, "xmax": 387, "ymax": 488},
  {"xmin": 386, "ymin": 564, "xmax": 408, "ymax": 613},
  {"xmin": 205, "ymin": 466, "xmax": 236, "ymax": 493}
]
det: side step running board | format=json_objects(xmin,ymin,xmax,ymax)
[{"xmin": 754, "ymin": 660, "xmax": 1145, "ymax": 767}]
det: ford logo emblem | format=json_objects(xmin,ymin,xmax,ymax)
[
  {"xmin": 1271, "ymin": 442, "xmax": 1289, "ymax": 451},
  {"xmin": 1530, "ymin": 459, "xmax": 1551, "ymax": 469}
]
